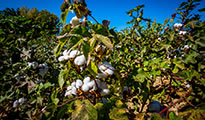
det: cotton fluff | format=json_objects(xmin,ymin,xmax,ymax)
[
  {"xmin": 76, "ymin": 79, "xmax": 83, "ymax": 89},
  {"xmin": 87, "ymin": 80, "xmax": 95, "ymax": 88},
  {"xmin": 179, "ymin": 31, "xmax": 187, "ymax": 35},
  {"xmin": 63, "ymin": 50, "xmax": 70, "ymax": 56},
  {"xmin": 100, "ymin": 89, "xmax": 110, "ymax": 96},
  {"xmin": 83, "ymin": 77, "xmax": 91, "ymax": 84},
  {"xmin": 71, "ymin": 82, "xmax": 76, "ymax": 87},
  {"xmin": 68, "ymin": 50, "xmax": 80, "ymax": 59},
  {"xmin": 13, "ymin": 98, "xmax": 26, "ymax": 108},
  {"xmin": 98, "ymin": 62, "xmax": 115, "ymax": 76},
  {"xmin": 74, "ymin": 55, "xmax": 86, "ymax": 66},
  {"xmin": 70, "ymin": 16, "xmax": 80, "ymax": 27},
  {"xmin": 174, "ymin": 23, "xmax": 183, "ymax": 28},
  {"xmin": 104, "ymin": 69, "xmax": 114, "ymax": 76},
  {"xmin": 28, "ymin": 61, "xmax": 38, "ymax": 69},
  {"xmin": 58, "ymin": 56, "xmax": 65, "ymax": 62},
  {"xmin": 82, "ymin": 84, "xmax": 89, "ymax": 92}
]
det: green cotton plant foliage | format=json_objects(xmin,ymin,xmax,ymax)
[{"xmin": 72, "ymin": 100, "xmax": 98, "ymax": 120}]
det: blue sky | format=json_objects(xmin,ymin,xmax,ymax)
[{"xmin": 0, "ymin": 0, "xmax": 204, "ymax": 31}]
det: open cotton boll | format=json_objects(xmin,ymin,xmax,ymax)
[
  {"xmin": 67, "ymin": 86, "xmax": 73, "ymax": 91},
  {"xmin": 105, "ymin": 69, "xmax": 114, "ymax": 75},
  {"xmin": 82, "ymin": 84, "xmax": 89, "ymax": 92},
  {"xmin": 103, "ymin": 61, "xmax": 115, "ymax": 70},
  {"xmin": 70, "ymin": 16, "xmax": 80, "ymax": 27},
  {"xmin": 74, "ymin": 55, "xmax": 86, "ymax": 66},
  {"xmin": 64, "ymin": 55, "xmax": 69, "ymax": 60},
  {"xmin": 68, "ymin": 50, "xmax": 80, "ymax": 59},
  {"xmin": 179, "ymin": 31, "xmax": 187, "ymax": 35},
  {"xmin": 58, "ymin": 56, "xmax": 65, "ymax": 62},
  {"xmin": 63, "ymin": 50, "xmax": 69, "ymax": 56},
  {"xmin": 83, "ymin": 77, "xmax": 91, "ymax": 84},
  {"xmin": 100, "ymin": 89, "xmax": 110, "ymax": 96},
  {"xmin": 87, "ymin": 80, "xmax": 95, "ymax": 88},
  {"xmin": 13, "ymin": 100, "xmax": 19, "ymax": 108},
  {"xmin": 18, "ymin": 98, "xmax": 26, "ymax": 105},
  {"xmin": 65, "ymin": 90, "xmax": 72, "ymax": 96},
  {"xmin": 174, "ymin": 23, "xmax": 183, "ymax": 28},
  {"xmin": 98, "ymin": 64, "xmax": 107, "ymax": 71},
  {"xmin": 72, "ymin": 87, "xmax": 77, "ymax": 95},
  {"xmin": 71, "ymin": 82, "xmax": 76, "ymax": 87},
  {"xmin": 76, "ymin": 79, "xmax": 83, "ymax": 89},
  {"xmin": 96, "ymin": 73, "xmax": 108, "ymax": 79}
]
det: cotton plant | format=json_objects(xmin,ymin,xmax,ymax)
[{"xmin": 65, "ymin": 77, "xmax": 110, "ymax": 97}]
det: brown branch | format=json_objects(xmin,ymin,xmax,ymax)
[
  {"xmin": 88, "ymin": 13, "xmax": 99, "ymax": 24},
  {"xmin": 58, "ymin": 96, "xmax": 84, "ymax": 108}
]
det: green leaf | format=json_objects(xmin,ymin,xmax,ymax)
[
  {"xmin": 82, "ymin": 42, "xmax": 90, "ymax": 60},
  {"xmin": 92, "ymin": 24, "xmax": 108, "ymax": 36},
  {"xmin": 87, "ymin": 61, "xmax": 98, "ymax": 76},
  {"xmin": 58, "ymin": 68, "xmax": 65, "ymax": 89},
  {"xmin": 72, "ymin": 100, "xmax": 98, "ymax": 120},
  {"xmin": 109, "ymin": 107, "xmax": 128, "ymax": 120},
  {"xmin": 61, "ymin": 9, "xmax": 69, "ymax": 25},
  {"xmin": 163, "ymin": 18, "xmax": 169, "ymax": 28},
  {"xmin": 169, "ymin": 112, "xmax": 182, "ymax": 120},
  {"xmin": 151, "ymin": 113, "xmax": 163, "ymax": 120},
  {"xmin": 95, "ymin": 34, "xmax": 113, "ymax": 49},
  {"xmin": 70, "ymin": 25, "xmax": 91, "ymax": 37},
  {"xmin": 172, "ymin": 65, "xmax": 179, "ymax": 73}
]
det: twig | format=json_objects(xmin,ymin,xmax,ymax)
[
  {"xmin": 159, "ymin": 89, "xmax": 192, "ymax": 115},
  {"xmin": 88, "ymin": 13, "xmax": 99, "ymax": 24},
  {"xmin": 58, "ymin": 96, "xmax": 84, "ymax": 108}
]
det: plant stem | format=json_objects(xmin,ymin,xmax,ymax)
[
  {"xmin": 89, "ymin": 13, "xmax": 99, "ymax": 24},
  {"xmin": 58, "ymin": 96, "xmax": 84, "ymax": 108}
]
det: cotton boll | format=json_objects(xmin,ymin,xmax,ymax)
[
  {"xmin": 13, "ymin": 100, "xmax": 19, "ymax": 108},
  {"xmin": 68, "ymin": 50, "xmax": 80, "ymax": 59},
  {"xmin": 96, "ymin": 73, "xmax": 108, "ymax": 79},
  {"xmin": 174, "ymin": 23, "xmax": 183, "ymax": 28},
  {"xmin": 65, "ymin": 90, "xmax": 72, "ymax": 96},
  {"xmin": 100, "ymin": 89, "xmax": 110, "ymax": 96},
  {"xmin": 64, "ymin": 55, "xmax": 69, "ymax": 60},
  {"xmin": 98, "ymin": 64, "xmax": 107, "ymax": 71},
  {"xmin": 71, "ymin": 82, "xmax": 76, "ymax": 87},
  {"xmin": 63, "ymin": 50, "xmax": 69, "ymax": 56},
  {"xmin": 105, "ymin": 69, "xmax": 114, "ymax": 75},
  {"xmin": 96, "ymin": 79, "xmax": 108, "ymax": 89},
  {"xmin": 74, "ymin": 55, "xmax": 86, "ymax": 66},
  {"xmin": 58, "ymin": 56, "xmax": 65, "ymax": 62},
  {"xmin": 148, "ymin": 100, "xmax": 162, "ymax": 113},
  {"xmin": 67, "ymin": 86, "xmax": 73, "ymax": 91},
  {"xmin": 82, "ymin": 84, "xmax": 89, "ymax": 92},
  {"xmin": 179, "ymin": 31, "xmax": 187, "ymax": 35},
  {"xmin": 103, "ymin": 61, "xmax": 115, "ymax": 70},
  {"xmin": 70, "ymin": 16, "xmax": 80, "ymax": 27},
  {"xmin": 18, "ymin": 98, "xmax": 26, "ymax": 105},
  {"xmin": 87, "ymin": 80, "xmax": 95, "ymax": 88},
  {"xmin": 76, "ymin": 79, "xmax": 83, "ymax": 89},
  {"xmin": 32, "ymin": 61, "xmax": 38, "ymax": 69},
  {"xmin": 72, "ymin": 87, "xmax": 77, "ymax": 95},
  {"xmin": 83, "ymin": 77, "xmax": 91, "ymax": 84}
]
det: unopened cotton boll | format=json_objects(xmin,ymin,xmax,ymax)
[
  {"xmin": 70, "ymin": 16, "xmax": 80, "ymax": 27},
  {"xmin": 83, "ymin": 77, "xmax": 91, "ymax": 84},
  {"xmin": 58, "ymin": 56, "xmax": 65, "ymax": 62},
  {"xmin": 76, "ymin": 79, "xmax": 83, "ymax": 89},
  {"xmin": 74, "ymin": 55, "xmax": 86, "ymax": 66}
]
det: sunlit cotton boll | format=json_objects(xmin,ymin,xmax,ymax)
[
  {"xmin": 103, "ymin": 62, "xmax": 115, "ymax": 71},
  {"xmin": 76, "ymin": 79, "xmax": 83, "ymax": 89},
  {"xmin": 179, "ymin": 31, "xmax": 187, "ymax": 35},
  {"xmin": 70, "ymin": 16, "xmax": 81, "ymax": 27},
  {"xmin": 65, "ymin": 90, "xmax": 72, "ymax": 96},
  {"xmin": 100, "ymin": 89, "xmax": 110, "ymax": 96},
  {"xmin": 18, "ymin": 98, "xmax": 26, "ymax": 105},
  {"xmin": 83, "ymin": 77, "xmax": 91, "ymax": 84},
  {"xmin": 82, "ymin": 84, "xmax": 89, "ymax": 92},
  {"xmin": 74, "ymin": 55, "xmax": 86, "ymax": 66},
  {"xmin": 72, "ymin": 87, "xmax": 77, "ymax": 95},
  {"xmin": 63, "ymin": 50, "xmax": 70, "ymax": 56},
  {"xmin": 68, "ymin": 50, "xmax": 80, "ymax": 59},
  {"xmin": 104, "ymin": 69, "xmax": 114, "ymax": 76},
  {"xmin": 87, "ymin": 80, "xmax": 95, "ymax": 88},
  {"xmin": 174, "ymin": 23, "xmax": 183, "ymax": 28},
  {"xmin": 58, "ymin": 56, "xmax": 65, "ymax": 62},
  {"xmin": 71, "ymin": 82, "xmax": 76, "ymax": 87}
]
